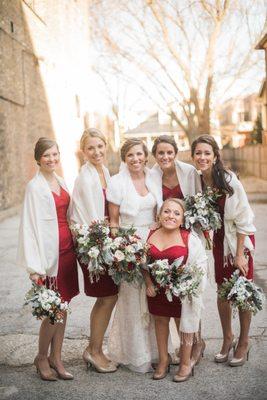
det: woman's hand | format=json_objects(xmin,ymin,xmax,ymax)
[
  {"xmin": 234, "ymin": 255, "xmax": 248, "ymax": 276},
  {"xmin": 146, "ymin": 284, "xmax": 157, "ymax": 297},
  {"xmin": 29, "ymin": 273, "xmax": 45, "ymax": 285}
]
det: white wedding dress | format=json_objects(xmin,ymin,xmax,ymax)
[{"xmin": 108, "ymin": 192, "xmax": 158, "ymax": 373}]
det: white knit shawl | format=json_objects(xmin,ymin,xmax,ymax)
[
  {"xmin": 17, "ymin": 171, "xmax": 68, "ymax": 277},
  {"xmin": 70, "ymin": 162, "xmax": 110, "ymax": 225}
]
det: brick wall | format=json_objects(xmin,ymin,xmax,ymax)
[{"xmin": 0, "ymin": 0, "xmax": 92, "ymax": 219}]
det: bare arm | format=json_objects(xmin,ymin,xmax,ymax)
[
  {"xmin": 142, "ymin": 269, "xmax": 156, "ymax": 297},
  {"xmin": 234, "ymin": 232, "xmax": 248, "ymax": 276},
  {"xmin": 108, "ymin": 202, "xmax": 120, "ymax": 236}
]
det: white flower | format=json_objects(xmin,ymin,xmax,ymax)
[
  {"xmin": 88, "ymin": 246, "xmax": 100, "ymax": 258},
  {"xmin": 125, "ymin": 244, "xmax": 135, "ymax": 253},
  {"xmin": 114, "ymin": 250, "xmax": 125, "ymax": 261},
  {"xmin": 114, "ymin": 237, "xmax": 124, "ymax": 246}
]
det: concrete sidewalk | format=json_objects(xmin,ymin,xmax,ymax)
[{"xmin": 0, "ymin": 176, "xmax": 266, "ymax": 400}]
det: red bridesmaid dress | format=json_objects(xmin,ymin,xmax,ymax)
[
  {"xmin": 213, "ymin": 194, "xmax": 254, "ymax": 285},
  {"xmin": 46, "ymin": 188, "xmax": 79, "ymax": 303},
  {"xmin": 147, "ymin": 229, "xmax": 190, "ymax": 318},
  {"xmin": 79, "ymin": 189, "xmax": 119, "ymax": 297},
  {"xmin": 162, "ymin": 184, "xmax": 183, "ymax": 201}
]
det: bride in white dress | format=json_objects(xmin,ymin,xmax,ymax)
[{"xmin": 106, "ymin": 139, "xmax": 160, "ymax": 373}]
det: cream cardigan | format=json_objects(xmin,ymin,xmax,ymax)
[
  {"xmin": 70, "ymin": 162, "xmax": 110, "ymax": 225},
  {"xmin": 179, "ymin": 232, "xmax": 207, "ymax": 334},
  {"xmin": 150, "ymin": 160, "xmax": 201, "ymax": 208},
  {"xmin": 17, "ymin": 171, "xmax": 68, "ymax": 277},
  {"xmin": 223, "ymin": 171, "xmax": 256, "ymax": 257}
]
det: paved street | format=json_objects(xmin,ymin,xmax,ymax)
[{"xmin": 0, "ymin": 178, "xmax": 266, "ymax": 400}]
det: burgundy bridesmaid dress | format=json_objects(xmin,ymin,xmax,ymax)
[
  {"xmin": 162, "ymin": 184, "xmax": 184, "ymax": 201},
  {"xmin": 79, "ymin": 188, "xmax": 118, "ymax": 297},
  {"xmin": 46, "ymin": 188, "xmax": 79, "ymax": 303},
  {"xmin": 147, "ymin": 229, "xmax": 190, "ymax": 318},
  {"xmin": 213, "ymin": 194, "xmax": 254, "ymax": 285}
]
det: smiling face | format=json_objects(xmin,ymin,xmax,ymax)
[
  {"xmin": 124, "ymin": 144, "xmax": 147, "ymax": 173},
  {"xmin": 83, "ymin": 136, "xmax": 106, "ymax": 166},
  {"xmin": 192, "ymin": 142, "xmax": 216, "ymax": 174},
  {"xmin": 39, "ymin": 145, "xmax": 60, "ymax": 173},
  {"xmin": 154, "ymin": 142, "xmax": 176, "ymax": 171},
  {"xmin": 159, "ymin": 200, "xmax": 184, "ymax": 231}
]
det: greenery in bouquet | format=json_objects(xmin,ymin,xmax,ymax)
[
  {"xmin": 71, "ymin": 219, "xmax": 114, "ymax": 283},
  {"xmin": 184, "ymin": 187, "xmax": 222, "ymax": 249},
  {"xmin": 24, "ymin": 282, "xmax": 69, "ymax": 324},
  {"xmin": 148, "ymin": 257, "xmax": 204, "ymax": 302},
  {"xmin": 108, "ymin": 227, "xmax": 148, "ymax": 286},
  {"xmin": 218, "ymin": 269, "xmax": 265, "ymax": 315}
]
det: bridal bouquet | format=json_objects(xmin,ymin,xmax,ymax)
[
  {"xmin": 108, "ymin": 227, "xmax": 149, "ymax": 286},
  {"xmin": 148, "ymin": 257, "xmax": 204, "ymax": 302},
  {"xmin": 184, "ymin": 187, "xmax": 222, "ymax": 249},
  {"xmin": 71, "ymin": 220, "xmax": 114, "ymax": 282},
  {"xmin": 218, "ymin": 270, "xmax": 265, "ymax": 315},
  {"xmin": 24, "ymin": 281, "xmax": 69, "ymax": 324}
]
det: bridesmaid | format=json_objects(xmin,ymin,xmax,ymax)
[
  {"xmin": 143, "ymin": 198, "xmax": 207, "ymax": 382},
  {"xmin": 191, "ymin": 135, "xmax": 256, "ymax": 366},
  {"xmin": 71, "ymin": 128, "xmax": 118, "ymax": 373},
  {"xmin": 150, "ymin": 135, "xmax": 205, "ymax": 365},
  {"xmin": 17, "ymin": 137, "xmax": 79, "ymax": 381}
]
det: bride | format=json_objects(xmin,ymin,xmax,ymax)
[{"xmin": 106, "ymin": 138, "xmax": 160, "ymax": 373}]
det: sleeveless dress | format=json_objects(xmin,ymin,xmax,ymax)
[
  {"xmin": 45, "ymin": 188, "xmax": 79, "ymax": 303},
  {"xmin": 162, "ymin": 184, "xmax": 184, "ymax": 201},
  {"xmin": 213, "ymin": 195, "xmax": 254, "ymax": 285},
  {"xmin": 108, "ymin": 192, "xmax": 158, "ymax": 373},
  {"xmin": 147, "ymin": 229, "xmax": 189, "ymax": 318},
  {"xmin": 79, "ymin": 189, "xmax": 119, "ymax": 297}
]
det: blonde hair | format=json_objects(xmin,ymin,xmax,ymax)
[
  {"xmin": 120, "ymin": 138, "xmax": 148, "ymax": 161},
  {"xmin": 158, "ymin": 198, "xmax": 185, "ymax": 220},
  {"xmin": 34, "ymin": 137, "xmax": 59, "ymax": 163},
  {"xmin": 80, "ymin": 128, "xmax": 107, "ymax": 151}
]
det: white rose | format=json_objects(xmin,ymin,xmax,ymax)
[
  {"xmin": 88, "ymin": 246, "xmax": 100, "ymax": 258},
  {"xmin": 114, "ymin": 250, "xmax": 125, "ymax": 261}
]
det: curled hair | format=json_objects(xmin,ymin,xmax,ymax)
[
  {"xmin": 34, "ymin": 137, "xmax": 59, "ymax": 163},
  {"xmin": 191, "ymin": 135, "xmax": 234, "ymax": 196},
  {"xmin": 151, "ymin": 135, "xmax": 178, "ymax": 157},
  {"xmin": 80, "ymin": 128, "xmax": 107, "ymax": 151},
  {"xmin": 120, "ymin": 139, "xmax": 148, "ymax": 161},
  {"xmin": 158, "ymin": 198, "xmax": 185, "ymax": 220}
]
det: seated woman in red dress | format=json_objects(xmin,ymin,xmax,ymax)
[
  {"xmin": 191, "ymin": 135, "xmax": 256, "ymax": 367},
  {"xmin": 143, "ymin": 198, "xmax": 207, "ymax": 382},
  {"xmin": 71, "ymin": 129, "xmax": 118, "ymax": 373},
  {"xmin": 17, "ymin": 138, "xmax": 79, "ymax": 381}
]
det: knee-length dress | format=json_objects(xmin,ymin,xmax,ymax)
[
  {"xmin": 213, "ymin": 194, "xmax": 254, "ymax": 285},
  {"xmin": 46, "ymin": 188, "xmax": 79, "ymax": 303},
  {"xmin": 147, "ymin": 229, "xmax": 189, "ymax": 318},
  {"xmin": 79, "ymin": 189, "xmax": 119, "ymax": 297}
]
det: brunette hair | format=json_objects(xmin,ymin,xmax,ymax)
[
  {"xmin": 191, "ymin": 135, "xmax": 234, "ymax": 196},
  {"xmin": 80, "ymin": 128, "xmax": 107, "ymax": 151},
  {"xmin": 158, "ymin": 198, "xmax": 185, "ymax": 219},
  {"xmin": 34, "ymin": 137, "xmax": 59, "ymax": 163},
  {"xmin": 120, "ymin": 138, "xmax": 148, "ymax": 161},
  {"xmin": 151, "ymin": 135, "xmax": 178, "ymax": 157}
]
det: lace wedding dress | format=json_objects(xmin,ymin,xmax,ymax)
[{"xmin": 108, "ymin": 192, "xmax": 158, "ymax": 373}]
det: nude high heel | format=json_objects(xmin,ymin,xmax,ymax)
[
  {"xmin": 229, "ymin": 344, "xmax": 251, "ymax": 367},
  {"xmin": 214, "ymin": 337, "xmax": 237, "ymax": 363},
  {"xmin": 82, "ymin": 350, "xmax": 117, "ymax": 373},
  {"xmin": 34, "ymin": 356, "xmax": 58, "ymax": 381},
  {"xmin": 48, "ymin": 358, "xmax": 74, "ymax": 380},
  {"xmin": 173, "ymin": 366, "xmax": 194, "ymax": 382}
]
